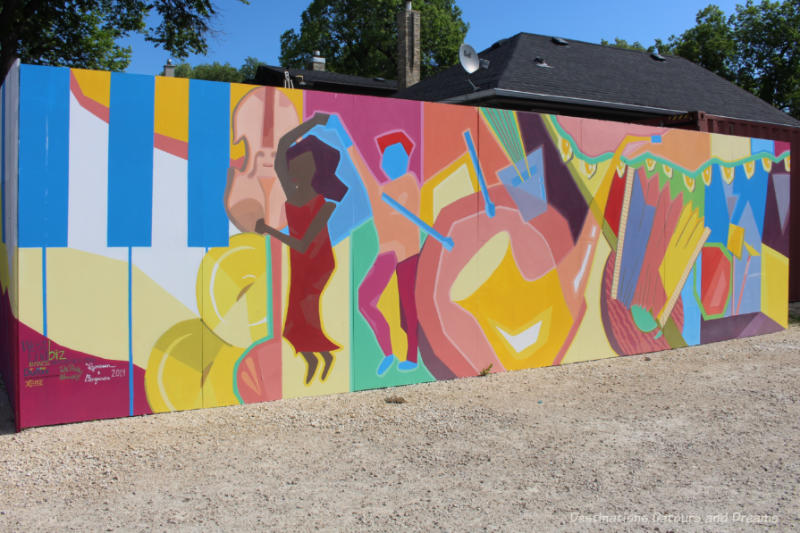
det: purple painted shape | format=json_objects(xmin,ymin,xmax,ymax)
[
  {"xmin": 762, "ymin": 173, "xmax": 790, "ymax": 255},
  {"xmin": 773, "ymin": 173, "xmax": 790, "ymax": 229},
  {"xmin": 305, "ymin": 91, "xmax": 422, "ymax": 184},
  {"xmin": 517, "ymin": 112, "xmax": 588, "ymax": 242},
  {"xmin": 726, "ymin": 196, "xmax": 738, "ymax": 220},
  {"xmin": 417, "ymin": 326, "xmax": 456, "ymax": 381},
  {"xmin": 700, "ymin": 312, "xmax": 782, "ymax": 344},
  {"xmin": 740, "ymin": 313, "xmax": 784, "ymax": 337}
]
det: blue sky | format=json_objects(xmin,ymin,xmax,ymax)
[{"xmin": 121, "ymin": 0, "xmax": 744, "ymax": 75}]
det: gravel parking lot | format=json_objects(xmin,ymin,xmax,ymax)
[{"xmin": 1, "ymin": 312, "xmax": 798, "ymax": 532}]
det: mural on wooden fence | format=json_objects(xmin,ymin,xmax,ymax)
[{"xmin": 0, "ymin": 64, "xmax": 791, "ymax": 428}]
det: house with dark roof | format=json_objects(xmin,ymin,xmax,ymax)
[{"xmin": 395, "ymin": 32, "xmax": 800, "ymax": 128}]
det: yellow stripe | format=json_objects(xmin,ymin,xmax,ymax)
[{"xmin": 154, "ymin": 76, "xmax": 189, "ymax": 143}]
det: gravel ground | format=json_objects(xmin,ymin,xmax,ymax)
[{"xmin": 1, "ymin": 313, "xmax": 799, "ymax": 532}]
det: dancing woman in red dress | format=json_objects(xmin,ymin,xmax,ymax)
[{"xmin": 255, "ymin": 113, "xmax": 348, "ymax": 384}]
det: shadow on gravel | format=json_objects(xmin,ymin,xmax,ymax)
[
  {"xmin": 0, "ymin": 375, "xmax": 16, "ymax": 435},
  {"xmin": 790, "ymin": 302, "xmax": 800, "ymax": 325}
]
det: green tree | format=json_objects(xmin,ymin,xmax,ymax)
[
  {"xmin": 600, "ymin": 38, "xmax": 652, "ymax": 52},
  {"xmin": 174, "ymin": 61, "xmax": 244, "ymax": 82},
  {"xmin": 279, "ymin": 0, "xmax": 468, "ymax": 80},
  {"xmin": 0, "ymin": 0, "xmax": 248, "ymax": 79},
  {"xmin": 730, "ymin": 0, "xmax": 800, "ymax": 118},
  {"xmin": 660, "ymin": 1, "xmax": 800, "ymax": 119},
  {"xmin": 658, "ymin": 5, "xmax": 737, "ymax": 80},
  {"xmin": 239, "ymin": 56, "xmax": 267, "ymax": 81},
  {"xmin": 170, "ymin": 57, "xmax": 267, "ymax": 82}
]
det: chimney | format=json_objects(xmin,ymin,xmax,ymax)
[
  {"xmin": 397, "ymin": 1, "xmax": 421, "ymax": 88},
  {"xmin": 311, "ymin": 50, "xmax": 326, "ymax": 72},
  {"xmin": 163, "ymin": 58, "xmax": 175, "ymax": 77}
]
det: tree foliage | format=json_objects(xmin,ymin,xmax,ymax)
[
  {"xmin": 728, "ymin": 0, "xmax": 800, "ymax": 118},
  {"xmin": 600, "ymin": 38, "xmax": 651, "ymax": 53},
  {"xmin": 279, "ymin": 0, "xmax": 468, "ymax": 80},
  {"xmin": 659, "ymin": 5, "xmax": 737, "ymax": 81},
  {"xmin": 658, "ymin": 1, "xmax": 799, "ymax": 119},
  {"xmin": 238, "ymin": 56, "xmax": 267, "ymax": 81},
  {"xmin": 0, "ymin": 0, "xmax": 247, "ymax": 79},
  {"xmin": 171, "ymin": 56, "xmax": 266, "ymax": 82}
]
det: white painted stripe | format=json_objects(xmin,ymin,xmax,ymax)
[
  {"xmin": 151, "ymin": 148, "xmax": 188, "ymax": 247},
  {"xmin": 132, "ymin": 148, "xmax": 203, "ymax": 315},
  {"xmin": 67, "ymin": 93, "xmax": 126, "ymax": 261},
  {"xmin": 573, "ymin": 244, "xmax": 593, "ymax": 292}
]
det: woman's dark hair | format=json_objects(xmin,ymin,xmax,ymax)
[{"xmin": 286, "ymin": 135, "xmax": 348, "ymax": 201}]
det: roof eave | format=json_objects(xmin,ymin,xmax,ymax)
[
  {"xmin": 439, "ymin": 88, "xmax": 687, "ymax": 116},
  {"xmin": 438, "ymin": 88, "xmax": 800, "ymax": 129}
]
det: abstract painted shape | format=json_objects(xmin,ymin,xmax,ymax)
[
  {"xmin": 463, "ymin": 130, "xmax": 495, "ymax": 217},
  {"xmin": 380, "ymin": 142, "xmax": 410, "ymax": 180},
  {"xmin": 727, "ymin": 223, "xmax": 744, "ymax": 259},
  {"xmin": 760, "ymin": 244, "xmax": 788, "ymax": 328},
  {"xmin": 631, "ymin": 305, "xmax": 658, "ymax": 333},
  {"xmin": 197, "ymin": 233, "xmax": 269, "ymax": 348},
  {"xmin": 616, "ymin": 171, "xmax": 655, "ymax": 306},
  {"xmin": 453, "ymin": 237, "xmax": 571, "ymax": 370},
  {"xmin": 497, "ymin": 146, "xmax": 547, "ymax": 220},
  {"xmin": 772, "ymin": 173, "xmax": 790, "ymax": 229},
  {"xmin": 600, "ymin": 251, "xmax": 683, "ymax": 356},
  {"xmin": 700, "ymin": 246, "xmax": 732, "ymax": 317},
  {"xmin": 234, "ymin": 339, "xmax": 282, "ymax": 404},
  {"xmin": 518, "ymin": 112, "xmax": 588, "ymax": 242}
]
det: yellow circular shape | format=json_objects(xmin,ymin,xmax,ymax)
[
  {"xmin": 145, "ymin": 320, "xmax": 241, "ymax": 412},
  {"xmin": 616, "ymin": 161, "xmax": 626, "ymax": 177},
  {"xmin": 761, "ymin": 158, "xmax": 772, "ymax": 172},
  {"xmin": 645, "ymin": 158, "xmax": 656, "ymax": 172},
  {"xmin": 683, "ymin": 173, "xmax": 695, "ymax": 192},
  {"xmin": 145, "ymin": 319, "xmax": 204, "ymax": 413},
  {"xmin": 785, "ymin": 155, "xmax": 791, "ymax": 172},
  {"xmin": 202, "ymin": 341, "xmax": 244, "ymax": 407},
  {"xmin": 197, "ymin": 233, "xmax": 270, "ymax": 348},
  {"xmin": 662, "ymin": 165, "xmax": 673, "ymax": 178}
]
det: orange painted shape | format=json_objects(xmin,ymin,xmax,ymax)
[{"xmin": 628, "ymin": 129, "xmax": 711, "ymax": 173}]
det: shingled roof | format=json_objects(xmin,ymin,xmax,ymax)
[{"xmin": 395, "ymin": 32, "xmax": 800, "ymax": 128}]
